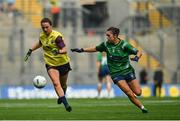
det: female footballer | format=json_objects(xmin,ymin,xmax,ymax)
[
  {"xmin": 24, "ymin": 18, "xmax": 72, "ymax": 112},
  {"xmin": 71, "ymin": 27, "xmax": 148, "ymax": 113}
]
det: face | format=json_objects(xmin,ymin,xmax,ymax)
[
  {"xmin": 41, "ymin": 22, "xmax": 52, "ymax": 35},
  {"xmin": 106, "ymin": 31, "xmax": 116, "ymax": 43}
]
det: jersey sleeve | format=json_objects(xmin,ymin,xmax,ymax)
[
  {"xmin": 96, "ymin": 42, "xmax": 106, "ymax": 52},
  {"xmin": 55, "ymin": 36, "xmax": 65, "ymax": 49},
  {"xmin": 122, "ymin": 41, "xmax": 138, "ymax": 55}
]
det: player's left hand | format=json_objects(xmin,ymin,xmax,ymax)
[
  {"xmin": 51, "ymin": 48, "xmax": 59, "ymax": 55},
  {"xmin": 24, "ymin": 49, "xmax": 32, "ymax": 62},
  {"xmin": 130, "ymin": 55, "xmax": 139, "ymax": 62}
]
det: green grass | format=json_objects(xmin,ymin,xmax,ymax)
[{"xmin": 0, "ymin": 97, "xmax": 180, "ymax": 120}]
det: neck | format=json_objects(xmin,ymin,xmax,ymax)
[
  {"xmin": 45, "ymin": 30, "xmax": 52, "ymax": 36},
  {"xmin": 113, "ymin": 38, "xmax": 120, "ymax": 45}
]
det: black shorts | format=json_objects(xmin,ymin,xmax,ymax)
[{"xmin": 45, "ymin": 63, "xmax": 72, "ymax": 76}]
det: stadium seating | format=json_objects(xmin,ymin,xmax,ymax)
[
  {"xmin": 131, "ymin": 1, "xmax": 172, "ymax": 29},
  {"xmin": 15, "ymin": 0, "xmax": 43, "ymax": 28},
  {"xmin": 119, "ymin": 35, "xmax": 160, "ymax": 70}
]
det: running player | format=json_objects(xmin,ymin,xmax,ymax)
[
  {"xmin": 24, "ymin": 18, "xmax": 72, "ymax": 112},
  {"xmin": 96, "ymin": 52, "xmax": 112, "ymax": 98},
  {"xmin": 71, "ymin": 27, "xmax": 148, "ymax": 113}
]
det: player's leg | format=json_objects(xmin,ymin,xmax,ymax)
[
  {"xmin": 116, "ymin": 80, "xmax": 148, "ymax": 113},
  {"xmin": 47, "ymin": 68, "xmax": 71, "ymax": 112},
  {"xmin": 116, "ymin": 80, "xmax": 141, "ymax": 107},
  {"xmin": 57, "ymin": 72, "xmax": 68, "ymax": 104},
  {"xmin": 128, "ymin": 79, "xmax": 142, "ymax": 96},
  {"xmin": 153, "ymin": 84, "xmax": 157, "ymax": 96},
  {"xmin": 105, "ymin": 75, "xmax": 112, "ymax": 97},
  {"xmin": 59, "ymin": 72, "xmax": 72, "ymax": 112},
  {"xmin": 60, "ymin": 72, "xmax": 69, "ymax": 95},
  {"xmin": 47, "ymin": 68, "xmax": 64, "ymax": 97},
  {"xmin": 97, "ymin": 81, "xmax": 102, "ymax": 98},
  {"xmin": 97, "ymin": 71, "xmax": 103, "ymax": 98},
  {"xmin": 158, "ymin": 84, "xmax": 162, "ymax": 97},
  {"xmin": 59, "ymin": 63, "xmax": 71, "ymax": 95}
]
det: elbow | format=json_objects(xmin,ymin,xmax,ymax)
[
  {"xmin": 137, "ymin": 50, "xmax": 142, "ymax": 57},
  {"xmin": 139, "ymin": 51, "xmax": 142, "ymax": 57},
  {"xmin": 61, "ymin": 51, "xmax": 67, "ymax": 54},
  {"xmin": 60, "ymin": 47, "xmax": 67, "ymax": 54},
  {"xmin": 59, "ymin": 49, "xmax": 67, "ymax": 54}
]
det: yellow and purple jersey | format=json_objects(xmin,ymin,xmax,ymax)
[{"xmin": 39, "ymin": 30, "xmax": 70, "ymax": 66}]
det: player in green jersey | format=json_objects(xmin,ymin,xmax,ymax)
[
  {"xmin": 24, "ymin": 18, "xmax": 72, "ymax": 112},
  {"xmin": 71, "ymin": 27, "xmax": 148, "ymax": 113}
]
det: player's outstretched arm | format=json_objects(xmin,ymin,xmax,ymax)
[
  {"xmin": 24, "ymin": 41, "xmax": 42, "ymax": 61},
  {"xmin": 71, "ymin": 46, "xmax": 97, "ymax": 53}
]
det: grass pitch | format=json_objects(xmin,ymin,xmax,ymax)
[{"xmin": 0, "ymin": 97, "xmax": 180, "ymax": 120}]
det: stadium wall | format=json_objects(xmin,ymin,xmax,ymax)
[{"xmin": 0, "ymin": 84, "xmax": 180, "ymax": 99}]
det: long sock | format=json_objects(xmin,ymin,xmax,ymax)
[
  {"xmin": 62, "ymin": 87, "xmax": 67, "ymax": 95},
  {"xmin": 62, "ymin": 85, "xmax": 67, "ymax": 95},
  {"xmin": 60, "ymin": 96, "xmax": 69, "ymax": 107}
]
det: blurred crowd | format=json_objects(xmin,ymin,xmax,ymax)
[
  {"xmin": 0, "ymin": 0, "xmax": 15, "ymax": 18},
  {"xmin": 139, "ymin": 66, "xmax": 164, "ymax": 97},
  {"xmin": 0, "ymin": 0, "xmax": 61, "ymax": 26}
]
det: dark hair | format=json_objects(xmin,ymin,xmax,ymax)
[
  {"xmin": 41, "ymin": 18, "xmax": 52, "ymax": 26},
  {"xmin": 107, "ymin": 27, "xmax": 120, "ymax": 37}
]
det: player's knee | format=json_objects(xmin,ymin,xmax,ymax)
[
  {"xmin": 98, "ymin": 83, "xmax": 102, "ymax": 88},
  {"xmin": 134, "ymin": 89, "xmax": 142, "ymax": 96},
  {"xmin": 53, "ymin": 82, "xmax": 60, "ymax": 88}
]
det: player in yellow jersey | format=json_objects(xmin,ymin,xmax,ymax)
[{"xmin": 24, "ymin": 18, "xmax": 72, "ymax": 112}]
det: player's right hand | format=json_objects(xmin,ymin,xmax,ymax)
[
  {"xmin": 71, "ymin": 48, "xmax": 84, "ymax": 53},
  {"xmin": 24, "ymin": 49, "xmax": 32, "ymax": 61},
  {"xmin": 51, "ymin": 48, "xmax": 59, "ymax": 55}
]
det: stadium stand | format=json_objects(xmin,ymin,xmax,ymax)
[{"xmin": 15, "ymin": 0, "xmax": 43, "ymax": 28}]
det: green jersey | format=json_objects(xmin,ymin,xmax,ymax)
[{"xmin": 96, "ymin": 39, "xmax": 138, "ymax": 77}]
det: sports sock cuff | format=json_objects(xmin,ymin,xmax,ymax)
[{"xmin": 141, "ymin": 105, "xmax": 145, "ymax": 109}]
